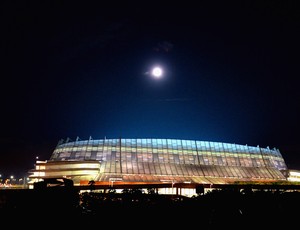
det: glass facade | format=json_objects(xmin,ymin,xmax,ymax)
[{"xmin": 30, "ymin": 138, "xmax": 288, "ymax": 185}]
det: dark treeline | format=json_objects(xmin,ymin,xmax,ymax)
[{"xmin": 0, "ymin": 188, "xmax": 299, "ymax": 229}]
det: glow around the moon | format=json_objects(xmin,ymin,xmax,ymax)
[{"xmin": 151, "ymin": 67, "xmax": 163, "ymax": 78}]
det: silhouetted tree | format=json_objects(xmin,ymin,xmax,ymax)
[{"xmin": 88, "ymin": 180, "xmax": 95, "ymax": 192}]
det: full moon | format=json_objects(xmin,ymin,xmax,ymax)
[{"xmin": 151, "ymin": 67, "xmax": 163, "ymax": 78}]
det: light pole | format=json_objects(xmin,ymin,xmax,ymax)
[{"xmin": 172, "ymin": 180, "xmax": 175, "ymax": 194}]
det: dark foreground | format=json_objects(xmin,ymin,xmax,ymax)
[{"xmin": 1, "ymin": 187, "xmax": 299, "ymax": 229}]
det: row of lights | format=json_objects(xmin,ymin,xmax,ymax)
[
  {"xmin": 0, "ymin": 156, "xmax": 39, "ymax": 187},
  {"xmin": 0, "ymin": 175, "xmax": 30, "ymax": 184}
]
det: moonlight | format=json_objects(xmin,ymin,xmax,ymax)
[{"xmin": 151, "ymin": 66, "xmax": 163, "ymax": 78}]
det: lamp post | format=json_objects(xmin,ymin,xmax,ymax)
[{"xmin": 172, "ymin": 180, "xmax": 175, "ymax": 194}]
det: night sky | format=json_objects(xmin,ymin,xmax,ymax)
[{"xmin": 2, "ymin": 1, "xmax": 300, "ymax": 178}]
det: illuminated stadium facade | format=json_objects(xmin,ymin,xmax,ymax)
[{"xmin": 29, "ymin": 138, "xmax": 289, "ymax": 196}]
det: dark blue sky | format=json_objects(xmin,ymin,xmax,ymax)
[{"xmin": 1, "ymin": 1, "xmax": 300, "ymax": 177}]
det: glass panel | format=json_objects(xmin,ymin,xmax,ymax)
[
  {"xmin": 185, "ymin": 165, "xmax": 193, "ymax": 176},
  {"xmin": 175, "ymin": 164, "xmax": 184, "ymax": 175},
  {"xmin": 160, "ymin": 163, "xmax": 167, "ymax": 175},
  {"xmin": 191, "ymin": 165, "xmax": 200, "ymax": 176},
  {"xmin": 149, "ymin": 162, "xmax": 156, "ymax": 174},
  {"xmin": 110, "ymin": 161, "xmax": 116, "ymax": 173},
  {"xmin": 154, "ymin": 163, "xmax": 162, "ymax": 174},
  {"xmin": 222, "ymin": 166, "xmax": 234, "ymax": 177},
  {"xmin": 138, "ymin": 162, "xmax": 145, "ymax": 174},
  {"xmin": 132, "ymin": 161, "xmax": 139, "ymax": 174},
  {"xmin": 144, "ymin": 162, "xmax": 150, "ymax": 174},
  {"xmin": 215, "ymin": 165, "xmax": 225, "ymax": 177},
  {"xmin": 165, "ymin": 164, "xmax": 172, "ymax": 175},
  {"xmin": 170, "ymin": 164, "xmax": 178, "ymax": 175}
]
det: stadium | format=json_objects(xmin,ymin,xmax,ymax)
[{"xmin": 28, "ymin": 137, "xmax": 291, "ymax": 196}]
